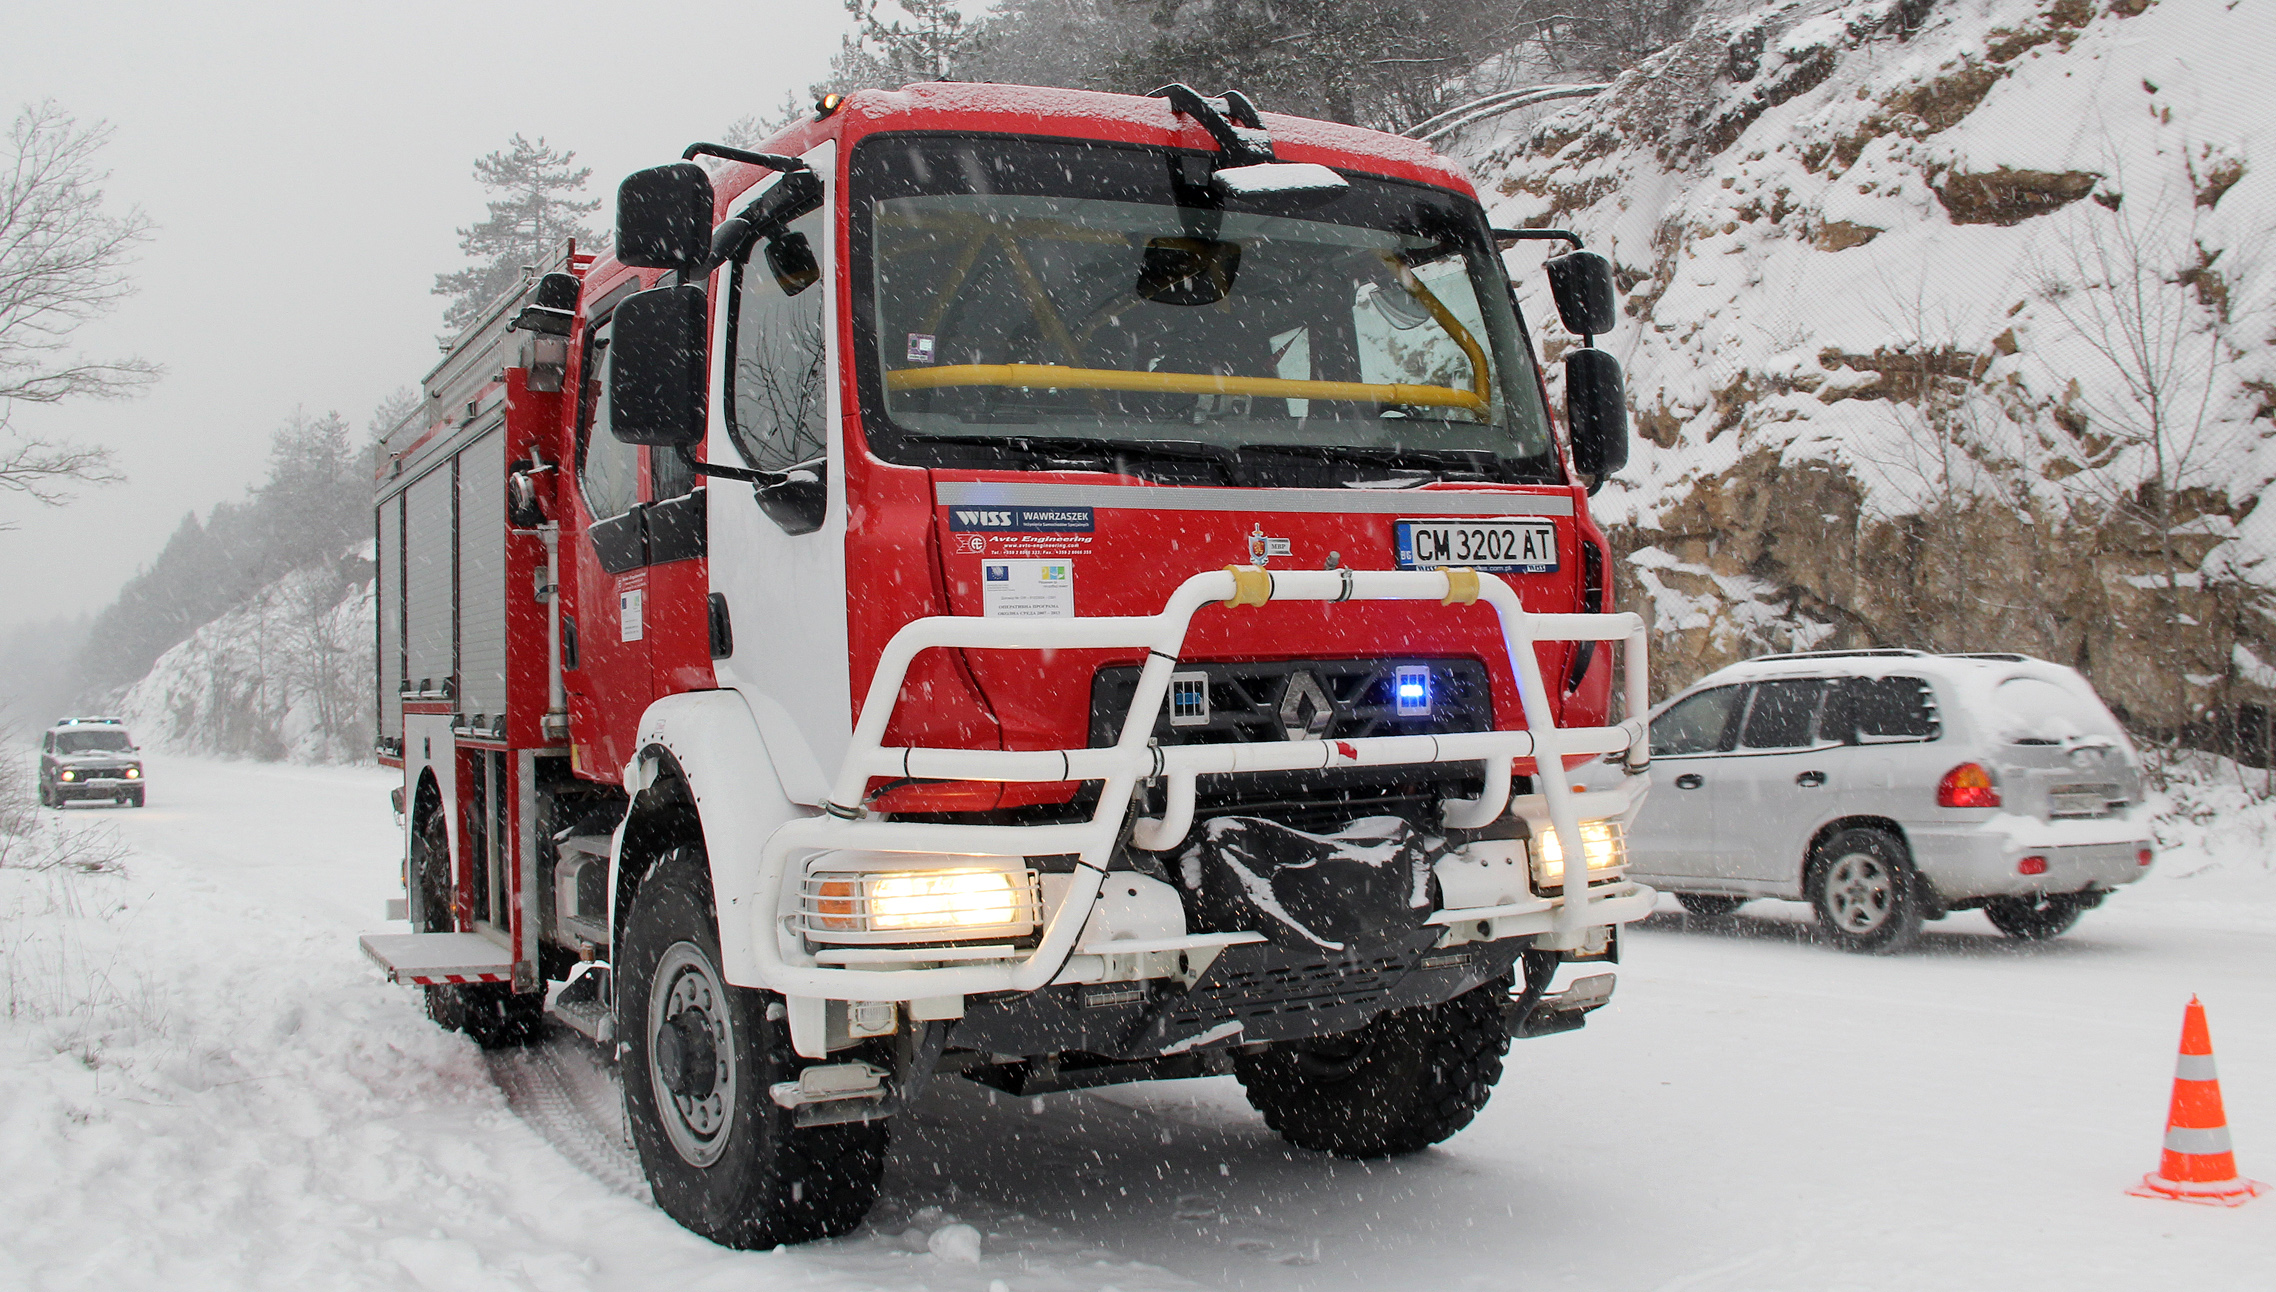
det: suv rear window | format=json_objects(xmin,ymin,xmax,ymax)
[{"xmin": 1821, "ymin": 676, "xmax": 1939, "ymax": 743}]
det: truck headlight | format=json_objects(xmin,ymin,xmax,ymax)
[
  {"xmin": 798, "ymin": 855, "xmax": 1040, "ymax": 944},
  {"xmin": 124, "ymin": 766, "xmax": 140, "ymax": 779},
  {"xmin": 1528, "ymin": 818, "xmax": 1626, "ymax": 895},
  {"xmin": 59, "ymin": 770, "xmax": 76, "ymax": 782}
]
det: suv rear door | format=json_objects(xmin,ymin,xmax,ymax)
[{"xmin": 1714, "ymin": 677, "xmax": 1839, "ymax": 886}]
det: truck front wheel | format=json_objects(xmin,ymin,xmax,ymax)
[
  {"xmin": 619, "ymin": 844, "xmax": 887, "ymax": 1248},
  {"xmin": 1233, "ymin": 978, "xmax": 1512, "ymax": 1158}
]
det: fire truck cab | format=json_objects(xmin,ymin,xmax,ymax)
[{"xmin": 363, "ymin": 82, "xmax": 1654, "ymax": 1249}]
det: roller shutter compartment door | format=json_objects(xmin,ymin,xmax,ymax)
[
  {"xmin": 377, "ymin": 495, "xmax": 405, "ymax": 740},
  {"xmin": 403, "ymin": 468, "xmax": 455, "ymax": 695},
  {"xmin": 456, "ymin": 428, "xmax": 508, "ymax": 719}
]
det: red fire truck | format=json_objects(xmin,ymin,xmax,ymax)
[{"xmin": 362, "ymin": 81, "xmax": 1654, "ymax": 1248}]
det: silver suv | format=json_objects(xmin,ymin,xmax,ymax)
[
  {"xmin": 1619, "ymin": 651, "xmax": 2152, "ymax": 952},
  {"xmin": 38, "ymin": 717, "xmax": 146, "ymax": 808}
]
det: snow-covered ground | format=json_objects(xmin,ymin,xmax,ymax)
[{"xmin": 4, "ymin": 756, "xmax": 2271, "ymax": 1290}]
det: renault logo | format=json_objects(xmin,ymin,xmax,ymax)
[{"xmin": 1278, "ymin": 670, "xmax": 1337, "ymax": 741}]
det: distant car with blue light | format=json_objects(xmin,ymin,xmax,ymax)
[{"xmin": 38, "ymin": 717, "xmax": 146, "ymax": 808}]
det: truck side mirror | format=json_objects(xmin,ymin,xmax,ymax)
[
  {"xmin": 607, "ymin": 284, "xmax": 708, "ymax": 447},
  {"xmin": 1544, "ymin": 250, "xmax": 1620, "ymax": 338},
  {"xmin": 1565, "ymin": 347, "xmax": 1628, "ymax": 483},
  {"xmin": 616, "ymin": 163, "xmax": 714, "ymax": 271}
]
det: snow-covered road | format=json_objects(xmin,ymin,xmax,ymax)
[{"xmin": 4, "ymin": 756, "xmax": 2271, "ymax": 1290}]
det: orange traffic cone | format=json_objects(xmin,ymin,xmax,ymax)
[{"xmin": 2128, "ymin": 996, "xmax": 2267, "ymax": 1207}]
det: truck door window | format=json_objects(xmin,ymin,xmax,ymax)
[
  {"xmin": 1654, "ymin": 685, "xmax": 1743, "ymax": 756},
  {"xmin": 577, "ymin": 316, "xmax": 641, "ymax": 521},
  {"xmin": 726, "ymin": 205, "xmax": 829, "ymax": 473},
  {"xmin": 1738, "ymin": 679, "xmax": 1829, "ymax": 750}
]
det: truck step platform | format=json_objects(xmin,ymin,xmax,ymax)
[{"xmin": 360, "ymin": 932, "xmax": 514, "ymax": 986}]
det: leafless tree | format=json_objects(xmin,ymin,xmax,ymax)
[{"xmin": 0, "ymin": 101, "xmax": 155, "ymax": 517}]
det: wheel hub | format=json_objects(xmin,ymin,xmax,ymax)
[
  {"xmin": 1825, "ymin": 853, "xmax": 1892, "ymax": 932},
  {"xmin": 647, "ymin": 942, "xmax": 738, "ymax": 1167}
]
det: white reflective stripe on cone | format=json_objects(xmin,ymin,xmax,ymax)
[
  {"xmin": 2175, "ymin": 1053, "xmax": 2219, "ymax": 1081},
  {"xmin": 2164, "ymin": 1125, "xmax": 2235, "ymax": 1155}
]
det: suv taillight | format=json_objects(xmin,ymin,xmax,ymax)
[{"xmin": 1937, "ymin": 762, "xmax": 2000, "ymax": 808}]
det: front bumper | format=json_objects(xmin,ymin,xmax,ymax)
[
  {"xmin": 51, "ymin": 777, "xmax": 138, "ymax": 799},
  {"xmin": 1909, "ymin": 816, "xmax": 2152, "ymax": 899}
]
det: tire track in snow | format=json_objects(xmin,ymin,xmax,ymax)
[{"xmin": 486, "ymin": 1030, "xmax": 651, "ymax": 1201}]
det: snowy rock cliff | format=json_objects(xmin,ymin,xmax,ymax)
[
  {"xmin": 1468, "ymin": 0, "xmax": 2274, "ymax": 736},
  {"xmin": 115, "ymin": 549, "xmax": 375, "ymax": 763}
]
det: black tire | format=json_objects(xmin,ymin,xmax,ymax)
[
  {"xmin": 37, "ymin": 782, "xmax": 53, "ymax": 808},
  {"xmin": 1675, "ymin": 893, "xmax": 1748, "ymax": 918},
  {"xmin": 412, "ymin": 804, "xmax": 542, "ymax": 1047},
  {"xmin": 128, "ymin": 788, "xmax": 145, "ymax": 808},
  {"xmin": 1233, "ymin": 977, "xmax": 1512, "ymax": 1158},
  {"xmin": 619, "ymin": 845, "xmax": 888, "ymax": 1248},
  {"xmin": 1982, "ymin": 892, "xmax": 2085, "ymax": 940},
  {"xmin": 1807, "ymin": 827, "xmax": 1924, "ymax": 954}
]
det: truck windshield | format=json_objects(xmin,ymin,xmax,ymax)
[
  {"xmin": 849, "ymin": 134, "xmax": 1557, "ymax": 485},
  {"xmin": 55, "ymin": 730, "xmax": 132, "ymax": 754}
]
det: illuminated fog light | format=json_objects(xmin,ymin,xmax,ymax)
[
  {"xmin": 124, "ymin": 767, "xmax": 140, "ymax": 779},
  {"xmin": 798, "ymin": 857, "xmax": 1039, "ymax": 944},
  {"xmin": 59, "ymin": 770, "xmax": 76, "ymax": 782},
  {"xmin": 1528, "ymin": 818, "xmax": 1626, "ymax": 894},
  {"xmin": 1393, "ymin": 664, "xmax": 1432, "ymax": 717}
]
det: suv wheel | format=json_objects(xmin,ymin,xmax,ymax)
[
  {"xmin": 619, "ymin": 844, "xmax": 888, "ymax": 1248},
  {"xmin": 1675, "ymin": 893, "xmax": 1748, "ymax": 918},
  {"xmin": 1982, "ymin": 892, "xmax": 2085, "ymax": 941},
  {"xmin": 1233, "ymin": 977, "xmax": 1511, "ymax": 1158},
  {"xmin": 1807, "ymin": 827, "xmax": 1924, "ymax": 954},
  {"xmin": 37, "ymin": 782, "xmax": 53, "ymax": 808}
]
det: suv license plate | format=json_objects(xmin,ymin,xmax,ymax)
[{"xmin": 1395, "ymin": 518, "xmax": 1559, "ymax": 573}]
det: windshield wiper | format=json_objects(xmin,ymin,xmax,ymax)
[
  {"xmin": 907, "ymin": 433, "xmax": 1246, "ymax": 481},
  {"xmin": 1234, "ymin": 442, "xmax": 1514, "ymax": 481}
]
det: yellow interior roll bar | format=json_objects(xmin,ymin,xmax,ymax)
[{"xmin": 884, "ymin": 363, "xmax": 1490, "ymax": 414}]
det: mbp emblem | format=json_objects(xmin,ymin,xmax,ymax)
[{"xmin": 1278, "ymin": 670, "xmax": 1337, "ymax": 741}]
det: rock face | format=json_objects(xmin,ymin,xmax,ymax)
[{"xmin": 1469, "ymin": 0, "xmax": 2276, "ymax": 741}]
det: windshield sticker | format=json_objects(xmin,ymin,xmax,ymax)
[
  {"xmin": 981, "ymin": 559, "xmax": 1075, "ymax": 618},
  {"xmin": 906, "ymin": 333, "xmax": 936, "ymax": 364}
]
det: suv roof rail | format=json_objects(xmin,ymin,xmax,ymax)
[
  {"xmin": 1765, "ymin": 649, "xmax": 1926, "ymax": 660},
  {"xmin": 1942, "ymin": 652, "xmax": 2028, "ymax": 662}
]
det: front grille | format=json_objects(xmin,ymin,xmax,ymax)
[
  {"xmin": 1093, "ymin": 658, "xmax": 1494, "ymax": 829},
  {"xmin": 1091, "ymin": 657, "xmax": 1492, "ymax": 747}
]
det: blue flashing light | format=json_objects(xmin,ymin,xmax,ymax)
[{"xmin": 1393, "ymin": 665, "xmax": 1432, "ymax": 718}]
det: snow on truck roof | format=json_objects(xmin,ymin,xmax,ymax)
[{"xmin": 50, "ymin": 716, "xmax": 127, "ymax": 728}]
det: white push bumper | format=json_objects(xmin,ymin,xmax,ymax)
[{"xmin": 751, "ymin": 565, "xmax": 1652, "ymax": 1003}]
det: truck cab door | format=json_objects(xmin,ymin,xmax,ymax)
[
  {"xmin": 703, "ymin": 148, "xmax": 852, "ymax": 783},
  {"xmin": 567, "ymin": 291, "xmax": 655, "ymax": 778}
]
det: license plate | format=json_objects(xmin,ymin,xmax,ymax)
[{"xmin": 1395, "ymin": 518, "xmax": 1559, "ymax": 573}]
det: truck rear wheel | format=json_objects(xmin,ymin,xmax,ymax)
[
  {"xmin": 413, "ymin": 805, "xmax": 540, "ymax": 1047},
  {"xmin": 1233, "ymin": 977, "xmax": 1512, "ymax": 1158},
  {"xmin": 619, "ymin": 845, "xmax": 888, "ymax": 1248}
]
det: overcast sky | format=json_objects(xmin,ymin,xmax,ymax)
[{"xmin": 0, "ymin": 0, "xmax": 850, "ymax": 632}]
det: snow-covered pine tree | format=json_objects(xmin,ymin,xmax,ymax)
[{"xmin": 431, "ymin": 135, "xmax": 602, "ymax": 335}]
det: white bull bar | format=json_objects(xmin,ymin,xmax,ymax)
[{"xmin": 752, "ymin": 565, "xmax": 1650, "ymax": 1000}]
